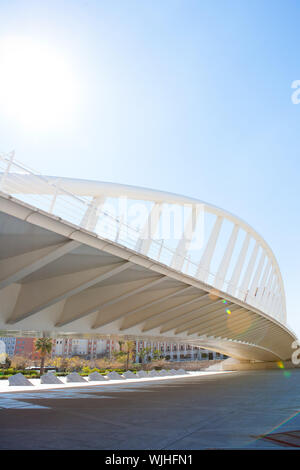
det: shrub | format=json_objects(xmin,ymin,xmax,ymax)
[{"xmin": 10, "ymin": 355, "xmax": 31, "ymax": 370}]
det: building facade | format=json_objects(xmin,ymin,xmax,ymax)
[
  {"xmin": 0, "ymin": 337, "xmax": 16, "ymax": 357},
  {"xmin": 0, "ymin": 336, "xmax": 226, "ymax": 362},
  {"xmin": 51, "ymin": 337, "xmax": 226, "ymax": 362},
  {"xmin": 0, "ymin": 337, "xmax": 40, "ymax": 360}
]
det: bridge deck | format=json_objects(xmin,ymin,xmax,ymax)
[{"xmin": 0, "ymin": 193, "xmax": 295, "ymax": 361}]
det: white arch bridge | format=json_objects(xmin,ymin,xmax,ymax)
[{"xmin": 0, "ymin": 152, "xmax": 296, "ymax": 362}]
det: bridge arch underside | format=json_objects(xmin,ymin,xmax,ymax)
[{"xmin": 0, "ymin": 198, "xmax": 295, "ymax": 363}]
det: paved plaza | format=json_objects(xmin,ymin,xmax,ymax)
[{"xmin": 1, "ymin": 369, "xmax": 300, "ymax": 449}]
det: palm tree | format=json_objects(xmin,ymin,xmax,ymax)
[
  {"xmin": 152, "ymin": 349, "xmax": 162, "ymax": 360},
  {"xmin": 138, "ymin": 346, "xmax": 151, "ymax": 365},
  {"xmin": 35, "ymin": 337, "xmax": 52, "ymax": 375},
  {"xmin": 113, "ymin": 341, "xmax": 135, "ymax": 370},
  {"xmin": 123, "ymin": 341, "xmax": 135, "ymax": 370}
]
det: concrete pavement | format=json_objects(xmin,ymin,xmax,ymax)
[{"xmin": 1, "ymin": 369, "xmax": 300, "ymax": 449}]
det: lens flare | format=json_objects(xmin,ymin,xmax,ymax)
[
  {"xmin": 0, "ymin": 36, "xmax": 81, "ymax": 132},
  {"xmin": 208, "ymin": 289, "xmax": 220, "ymax": 301},
  {"xmin": 226, "ymin": 311, "xmax": 253, "ymax": 335},
  {"xmin": 276, "ymin": 361, "xmax": 291, "ymax": 378}
]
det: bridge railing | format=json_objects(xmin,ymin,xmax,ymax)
[{"xmin": 0, "ymin": 151, "xmax": 284, "ymax": 323}]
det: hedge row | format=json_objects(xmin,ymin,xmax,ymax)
[
  {"xmin": 0, "ymin": 369, "xmax": 40, "ymax": 376},
  {"xmin": 0, "ymin": 368, "xmax": 144, "ymax": 380}
]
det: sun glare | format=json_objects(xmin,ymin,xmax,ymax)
[{"xmin": 0, "ymin": 36, "xmax": 80, "ymax": 132}]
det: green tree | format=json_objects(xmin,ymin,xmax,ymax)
[
  {"xmin": 3, "ymin": 355, "xmax": 12, "ymax": 369},
  {"xmin": 112, "ymin": 341, "xmax": 135, "ymax": 370},
  {"xmin": 152, "ymin": 349, "xmax": 162, "ymax": 360},
  {"xmin": 34, "ymin": 337, "xmax": 52, "ymax": 375},
  {"xmin": 138, "ymin": 346, "xmax": 151, "ymax": 365},
  {"xmin": 123, "ymin": 341, "xmax": 135, "ymax": 370}
]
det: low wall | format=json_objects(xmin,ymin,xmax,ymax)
[
  {"xmin": 150, "ymin": 360, "xmax": 223, "ymax": 371},
  {"xmin": 213, "ymin": 358, "xmax": 300, "ymax": 371}
]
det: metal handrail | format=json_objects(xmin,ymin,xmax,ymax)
[{"xmin": 0, "ymin": 151, "xmax": 283, "ymax": 321}]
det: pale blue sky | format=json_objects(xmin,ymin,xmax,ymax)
[{"xmin": 0, "ymin": 1, "xmax": 299, "ymax": 336}]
